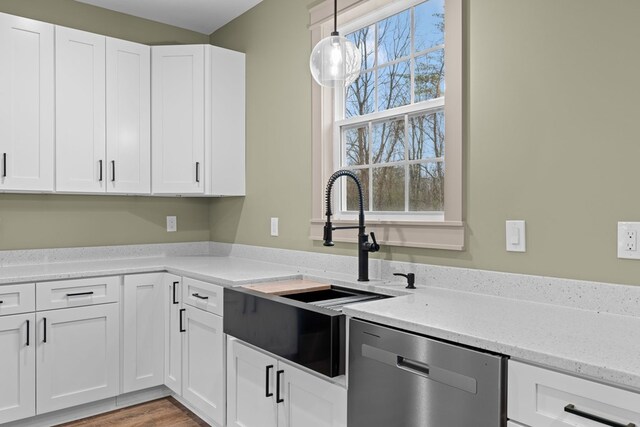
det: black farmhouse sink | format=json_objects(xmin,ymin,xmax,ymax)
[{"xmin": 223, "ymin": 284, "xmax": 389, "ymax": 377}]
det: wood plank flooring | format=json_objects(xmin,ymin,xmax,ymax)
[{"xmin": 56, "ymin": 397, "xmax": 209, "ymax": 427}]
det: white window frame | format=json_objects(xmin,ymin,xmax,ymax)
[{"xmin": 309, "ymin": 0, "xmax": 463, "ymax": 250}]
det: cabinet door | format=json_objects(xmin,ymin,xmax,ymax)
[
  {"xmin": 207, "ymin": 46, "xmax": 245, "ymax": 196},
  {"xmin": 277, "ymin": 362, "xmax": 347, "ymax": 427},
  {"xmin": 36, "ymin": 304, "xmax": 119, "ymax": 414},
  {"xmin": 227, "ymin": 339, "xmax": 278, "ymax": 427},
  {"xmin": 183, "ymin": 307, "xmax": 224, "ymax": 426},
  {"xmin": 164, "ymin": 274, "xmax": 183, "ymax": 395},
  {"xmin": 0, "ymin": 313, "xmax": 35, "ymax": 424},
  {"xmin": 106, "ymin": 37, "xmax": 150, "ymax": 194},
  {"xmin": 0, "ymin": 14, "xmax": 54, "ymax": 192},
  {"xmin": 122, "ymin": 273, "xmax": 164, "ymax": 393},
  {"xmin": 151, "ymin": 45, "xmax": 205, "ymax": 195},
  {"xmin": 55, "ymin": 26, "xmax": 106, "ymax": 193}
]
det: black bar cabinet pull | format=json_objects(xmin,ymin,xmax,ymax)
[
  {"xmin": 99, "ymin": 160, "xmax": 103, "ymax": 181},
  {"xmin": 111, "ymin": 161, "xmax": 116, "ymax": 182},
  {"xmin": 0, "ymin": 300, "xmax": 3, "ymax": 304},
  {"xmin": 172, "ymin": 282, "xmax": 179, "ymax": 304},
  {"xmin": 564, "ymin": 404, "xmax": 635, "ymax": 427},
  {"xmin": 265, "ymin": 365, "xmax": 274, "ymax": 397},
  {"xmin": 192, "ymin": 293, "xmax": 209, "ymax": 300},
  {"xmin": 2, "ymin": 153, "xmax": 6, "ymax": 177},
  {"xmin": 276, "ymin": 370, "xmax": 284, "ymax": 403},
  {"xmin": 43, "ymin": 318, "xmax": 47, "ymax": 343},
  {"xmin": 179, "ymin": 308, "xmax": 186, "ymax": 332},
  {"xmin": 66, "ymin": 291, "xmax": 94, "ymax": 297},
  {"xmin": 195, "ymin": 162, "xmax": 200, "ymax": 183},
  {"xmin": 26, "ymin": 320, "xmax": 30, "ymax": 346}
]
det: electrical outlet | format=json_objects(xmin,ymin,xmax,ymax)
[
  {"xmin": 618, "ymin": 222, "xmax": 640, "ymax": 259},
  {"xmin": 626, "ymin": 231, "xmax": 637, "ymax": 251},
  {"xmin": 167, "ymin": 216, "xmax": 177, "ymax": 232},
  {"xmin": 270, "ymin": 217, "xmax": 279, "ymax": 237}
]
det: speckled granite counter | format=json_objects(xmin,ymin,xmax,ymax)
[
  {"xmin": 343, "ymin": 286, "xmax": 640, "ymax": 391},
  {"xmin": 0, "ymin": 256, "xmax": 301, "ymax": 286},
  {"xmin": 0, "ymin": 248, "xmax": 638, "ymax": 393}
]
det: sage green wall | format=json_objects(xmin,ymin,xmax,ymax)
[
  {"xmin": 210, "ymin": 0, "xmax": 640, "ymax": 286},
  {"xmin": 0, "ymin": 0, "xmax": 211, "ymax": 250}
]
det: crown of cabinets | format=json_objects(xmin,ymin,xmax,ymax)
[{"xmin": 0, "ymin": 12, "xmax": 245, "ymax": 196}]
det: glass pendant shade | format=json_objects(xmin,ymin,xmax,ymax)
[{"xmin": 310, "ymin": 34, "xmax": 362, "ymax": 88}]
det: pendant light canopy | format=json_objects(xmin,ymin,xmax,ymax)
[{"xmin": 310, "ymin": 0, "xmax": 362, "ymax": 88}]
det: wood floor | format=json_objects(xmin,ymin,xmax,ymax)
[{"xmin": 56, "ymin": 397, "xmax": 209, "ymax": 427}]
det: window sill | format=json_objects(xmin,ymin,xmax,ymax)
[{"xmin": 309, "ymin": 219, "xmax": 465, "ymax": 250}]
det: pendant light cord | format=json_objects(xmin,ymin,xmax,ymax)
[{"xmin": 332, "ymin": 0, "xmax": 339, "ymax": 36}]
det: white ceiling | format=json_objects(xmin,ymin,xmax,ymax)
[{"xmin": 75, "ymin": 0, "xmax": 262, "ymax": 34}]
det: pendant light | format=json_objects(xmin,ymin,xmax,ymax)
[{"xmin": 310, "ymin": 0, "xmax": 362, "ymax": 88}]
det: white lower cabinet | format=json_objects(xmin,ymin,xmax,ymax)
[
  {"xmin": 0, "ymin": 313, "xmax": 36, "ymax": 424},
  {"xmin": 183, "ymin": 306, "xmax": 224, "ymax": 424},
  {"xmin": 122, "ymin": 273, "xmax": 165, "ymax": 393},
  {"xmin": 227, "ymin": 338, "xmax": 347, "ymax": 427},
  {"xmin": 164, "ymin": 274, "xmax": 183, "ymax": 395},
  {"xmin": 227, "ymin": 337, "xmax": 279, "ymax": 427},
  {"xmin": 164, "ymin": 274, "xmax": 225, "ymax": 426},
  {"xmin": 36, "ymin": 303, "xmax": 119, "ymax": 414},
  {"xmin": 508, "ymin": 360, "xmax": 640, "ymax": 427}
]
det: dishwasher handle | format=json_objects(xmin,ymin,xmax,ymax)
[
  {"xmin": 397, "ymin": 356, "xmax": 430, "ymax": 377},
  {"xmin": 361, "ymin": 343, "xmax": 477, "ymax": 394}
]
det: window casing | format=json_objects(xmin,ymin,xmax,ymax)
[{"xmin": 309, "ymin": 0, "xmax": 463, "ymax": 250}]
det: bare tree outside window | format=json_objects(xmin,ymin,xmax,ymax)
[{"xmin": 340, "ymin": 0, "xmax": 445, "ymax": 216}]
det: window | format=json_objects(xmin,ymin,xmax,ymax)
[
  {"xmin": 309, "ymin": 0, "xmax": 463, "ymax": 250},
  {"xmin": 337, "ymin": 0, "xmax": 445, "ymax": 220}
]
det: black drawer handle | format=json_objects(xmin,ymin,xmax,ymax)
[
  {"xmin": 265, "ymin": 365, "xmax": 274, "ymax": 397},
  {"xmin": 192, "ymin": 293, "xmax": 209, "ymax": 300},
  {"xmin": 2, "ymin": 153, "xmax": 6, "ymax": 177},
  {"xmin": 66, "ymin": 291, "xmax": 94, "ymax": 297},
  {"xmin": 43, "ymin": 317, "xmax": 47, "ymax": 343},
  {"xmin": 172, "ymin": 281, "xmax": 179, "ymax": 304},
  {"xmin": 276, "ymin": 370, "xmax": 284, "ymax": 403},
  {"xmin": 0, "ymin": 300, "xmax": 3, "ymax": 304},
  {"xmin": 26, "ymin": 319, "xmax": 30, "ymax": 347},
  {"xmin": 564, "ymin": 404, "xmax": 635, "ymax": 427},
  {"xmin": 99, "ymin": 160, "xmax": 103, "ymax": 182},
  {"xmin": 179, "ymin": 308, "xmax": 186, "ymax": 332}
]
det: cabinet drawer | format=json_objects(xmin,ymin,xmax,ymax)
[
  {"xmin": 182, "ymin": 277, "xmax": 223, "ymax": 316},
  {"xmin": 0, "ymin": 283, "xmax": 35, "ymax": 316},
  {"xmin": 508, "ymin": 360, "xmax": 640, "ymax": 427},
  {"xmin": 37, "ymin": 276, "xmax": 120, "ymax": 310}
]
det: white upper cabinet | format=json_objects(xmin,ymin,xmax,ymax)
[
  {"xmin": 0, "ymin": 13, "xmax": 54, "ymax": 192},
  {"xmin": 152, "ymin": 45, "xmax": 205, "ymax": 195},
  {"xmin": 55, "ymin": 26, "xmax": 106, "ymax": 193},
  {"xmin": 207, "ymin": 46, "xmax": 245, "ymax": 196},
  {"xmin": 106, "ymin": 38, "xmax": 151, "ymax": 194},
  {"xmin": 152, "ymin": 44, "xmax": 245, "ymax": 196}
]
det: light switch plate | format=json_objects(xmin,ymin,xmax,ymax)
[
  {"xmin": 506, "ymin": 220, "xmax": 526, "ymax": 252},
  {"xmin": 618, "ymin": 222, "xmax": 640, "ymax": 259}
]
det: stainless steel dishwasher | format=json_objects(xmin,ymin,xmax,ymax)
[{"xmin": 348, "ymin": 319, "xmax": 507, "ymax": 427}]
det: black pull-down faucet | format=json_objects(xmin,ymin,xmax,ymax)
[{"xmin": 323, "ymin": 170, "xmax": 380, "ymax": 281}]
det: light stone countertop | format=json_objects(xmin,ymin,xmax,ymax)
[
  {"xmin": 343, "ymin": 285, "xmax": 640, "ymax": 392},
  {"xmin": 0, "ymin": 255, "xmax": 302, "ymax": 286},
  {"xmin": 1, "ymin": 253, "xmax": 638, "ymax": 392}
]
